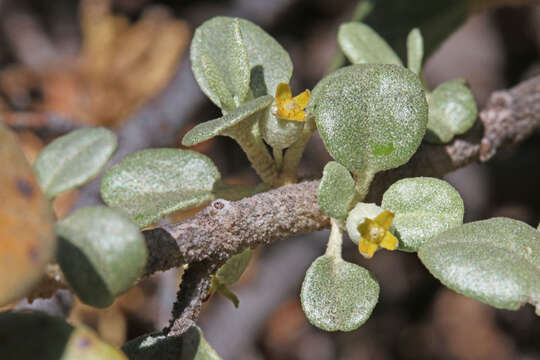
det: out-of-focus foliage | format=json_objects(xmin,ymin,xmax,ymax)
[
  {"xmin": 0, "ymin": 311, "xmax": 127, "ymax": 359},
  {"xmin": 0, "ymin": 123, "xmax": 55, "ymax": 306},
  {"xmin": 56, "ymin": 206, "xmax": 147, "ymax": 308},
  {"xmin": 34, "ymin": 127, "xmax": 117, "ymax": 198},
  {"xmin": 0, "ymin": 0, "xmax": 189, "ymax": 127}
]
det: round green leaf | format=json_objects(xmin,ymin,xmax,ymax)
[
  {"xmin": 191, "ymin": 17, "xmax": 292, "ymax": 106},
  {"xmin": 215, "ymin": 248, "xmax": 252, "ymax": 286},
  {"xmin": 425, "ymin": 79, "xmax": 477, "ymax": 143},
  {"xmin": 419, "ymin": 218, "xmax": 540, "ymax": 314},
  {"xmin": 406, "ymin": 28, "xmax": 423, "ymax": 75},
  {"xmin": 318, "ymin": 162, "xmax": 355, "ymax": 220},
  {"xmin": 34, "ymin": 127, "xmax": 117, "ymax": 198},
  {"xmin": 312, "ymin": 64, "xmax": 428, "ymax": 173},
  {"xmin": 0, "ymin": 312, "xmax": 127, "ymax": 359},
  {"xmin": 56, "ymin": 206, "xmax": 147, "ymax": 308},
  {"xmin": 300, "ymin": 255, "xmax": 379, "ymax": 332},
  {"xmin": 182, "ymin": 95, "xmax": 273, "ymax": 147},
  {"xmin": 191, "ymin": 18, "xmax": 250, "ymax": 110},
  {"xmin": 122, "ymin": 327, "xmax": 221, "ymax": 360},
  {"xmin": 338, "ymin": 22, "xmax": 402, "ymax": 66},
  {"xmin": 199, "ymin": 53, "xmax": 236, "ymax": 111},
  {"xmin": 101, "ymin": 149, "xmax": 220, "ymax": 227},
  {"xmin": 382, "ymin": 177, "xmax": 464, "ymax": 251},
  {"xmin": 237, "ymin": 18, "xmax": 293, "ymax": 97}
]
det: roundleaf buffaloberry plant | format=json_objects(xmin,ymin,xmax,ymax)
[{"xmin": 1, "ymin": 1, "xmax": 540, "ymax": 359}]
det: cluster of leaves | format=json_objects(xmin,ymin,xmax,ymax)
[
  {"xmin": 1, "ymin": 124, "xmax": 132, "ymax": 358},
  {"xmin": 1, "ymin": 8, "xmax": 539, "ymax": 360},
  {"xmin": 308, "ymin": 22, "xmax": 538, "ymax": 331},
  {"xmin": 1, "ymin": 123, "xmax": 222, "ymax": 358},
  {"xmin": 0, "ymin": 15, "xmax": 306, "ymax": 359}
]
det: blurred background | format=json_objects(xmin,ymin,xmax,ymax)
[{"xmin": 1, "ymin": 0, "xmax": 540, "ymax": 359}]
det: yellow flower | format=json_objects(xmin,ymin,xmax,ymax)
[
  {"xmin": 357, "ymin": 210, "xmax": 398, "ymax": 258},
  {"xmin": 272, "ymin": 83, "xmax": 310, "ymax": 121}
]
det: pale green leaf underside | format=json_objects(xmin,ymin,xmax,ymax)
[
  {"xmin": 56, "ymin": 206, "xmax": 147, "ymax": 308},
  {"xmin": 215, "ymin": 248, "xmax": 252, "ymax": 285},
  {"xmin": 382, "ymin": 177, "xmax": 464, "ymax": 251},
  {"xmin": 406, "ymin": 28, "xmax": 423, "ymax": 75},
  {"xmin": 191, "ymin": 16, "xmax": 292, "ymax": 107},
  {"xmin": 34, "ymin": 127, "xmax": 117, "ymax": 198},
  {"xmin": 426, "ymin": 79, "xmax": 477, "ymax": 143},
  {"xmin": 318, "ymin": 161, "xmax": 355, "ymax": 220},
  {"xmin": 311, "ymin": 64, "xmax": 428, "ymax": 173},
  {"xmin": 419, "ymin": 218, "xmax": 540, "ymax": 315},
  {"xmin": 122, "ymin": 327, "xmax": 222, "ymax": 360},
  {"xmin": 182, "ymin": 95, "xmax": 273, "ymax": 146},
  {"xmin": 338, "ymin": 22, "xmax": 403, "ymax": 66},
  {"xmin": 101, "ymin": 149, "xmax": 220, "ymax": 228},
  {"xmin": 260, "ymin": 113, "xmax": 304, "ymax": 150},
  {"xmin": 301, "ymin": 255, "xmax": 379, "ymax": 332}
]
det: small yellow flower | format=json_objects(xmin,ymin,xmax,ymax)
[
  {"xmin": 272, "ymin": 83, "xmax": 310, "ymax": 121},
  {"xmin": 357, "ymin": 210, "xmax": 398, "ymax": 258}
]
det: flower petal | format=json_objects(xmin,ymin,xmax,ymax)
[
  {"xmin": 292, "ymin": 89, "xmax": 310, "ymax": 108},
  {"xmin": 379, "ymin": 231, "xmax": 398, "ymax": 250},
  {"xmin": 288, "ymin": 109, "xmax": 306, "ymax": 121},
  {"xmin": 358, "ymin": 238, "xmax": 378, "ymax": 258},
  {"xmin": 358, "ymin": 217, "xmax": 374, "ymax": 237},
  {"xmin": 375, "ymin": 210, "xmax": 395, "ymax": 230},
  {"xmin": 275, "ymin": 83, "xmax": 292, "ymax": 103}
]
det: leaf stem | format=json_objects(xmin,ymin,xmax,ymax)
[
  {"xmin": 325, "ymin": 218, "xmax": 344, "ymax": 259},
  {"xmin": 350, "ymin": 170, "xmax": 375, "ymax": 207},
  {"xmin": 277, "ymin": 115, "xmax": 316, "ymax": 186},
  {"xmin": 273, "ymin": 147, "xmax": 283, "ymax": 171},
  {"xmin": 226, "ymin": 120, "xmax": 278, "ymax": 185}
]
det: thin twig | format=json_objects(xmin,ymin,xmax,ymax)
[{"xmin": 165, "ymin": 261, "xmax": 216, "ymax": 336}]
